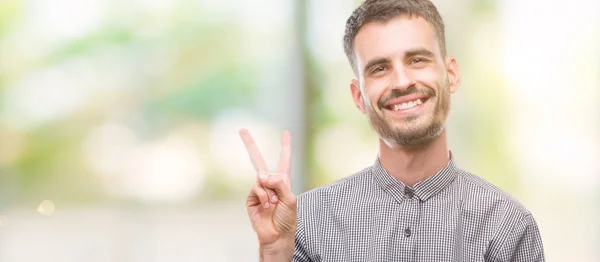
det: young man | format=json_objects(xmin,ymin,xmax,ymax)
[{"xmin": 240, "ymin": 0, "xmax": 545, "ymax": 261}]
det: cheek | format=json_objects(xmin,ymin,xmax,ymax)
[
  {"xmin": 363, "ymin": 80, "xmax": 388, "ymax": 107},
  {"xmin": 416, "ymin": 69, "xmax": 447, "ymax": 102},
  {"xmin": 414, "ymin": 65, "xmax": 445, "ymax": 86}
]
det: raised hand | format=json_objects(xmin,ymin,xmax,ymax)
[{"xmin": 239, "ymin": 129, "xmax": 297, "ymax": 260}]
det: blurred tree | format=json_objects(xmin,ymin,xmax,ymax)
[{"xmin": 0, "ymin": 1, "xmax": 265, "ymax": 204}]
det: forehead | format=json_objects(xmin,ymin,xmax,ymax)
[{"xmin": 354, "ymin": 16, "xmax": 441, "ymax": 66}]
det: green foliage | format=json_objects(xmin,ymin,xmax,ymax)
[
  {"xmin": 45, "ymin": 28, "xmax": 134, "ymax": 64},
  {"xmin": 11, "ymin": 119, "xmax": 103, "ymax": 204},
  {"xmin": 0, "ymin": 0, "xmax": 20, "ymax": 36},
  {"xmin": 148, "ymin": 66, "xmax": 256, "ymax": 119}
]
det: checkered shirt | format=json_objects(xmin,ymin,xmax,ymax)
[{"xmin": 293, "ymin": 156, "xmax": 544, "ymax": 261}]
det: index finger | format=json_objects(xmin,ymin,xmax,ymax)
[
  {"xmin": 277, "ymin": 130, "xmax": 292, "ymax": 176},
  {"xmin": 239, "ymin": 128, "xmax": 269, "ymax": 172}
]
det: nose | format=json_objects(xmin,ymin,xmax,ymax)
[{"xmin": 391, "ymin": 65, "xmax": 416, "ymax": 90}]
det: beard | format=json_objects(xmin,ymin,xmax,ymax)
[{"xmin": 365, "ymin": 83, "xmax": 450, "ymax": 147}]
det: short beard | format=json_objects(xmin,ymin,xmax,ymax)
[
  {"xmin": 367, "ymin": 109, "xmax": 445, "ymax": 147},
  {"xmin": 366, "ymin": 84, "xmax": 451, "ymax": 147}
]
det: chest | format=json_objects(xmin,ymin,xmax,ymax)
[{"xmin": 313, "ymin": 196, "xmax": 493, "ymax": 262}]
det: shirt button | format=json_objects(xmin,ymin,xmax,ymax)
[
  {"xmin": 404, "ymin": 187, "xmax": 414, "ymax": 199},
  {"xmin": 404, "ymin": 227, "xmax": 412, "ymax": 237}
]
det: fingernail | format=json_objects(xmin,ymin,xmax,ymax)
[
  {"xmin": 263, "ymin": 202, "xmax": 270, "ymax": 209},
  {"xmin": 259, "ymin": 172, "xmax": 268, "ymax": 182},
  {"xmin": 271, "ymin": 195, "xmax": 278, "ymax": 203}
]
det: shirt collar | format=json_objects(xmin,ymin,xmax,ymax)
[{"xmin": 372, "ymin": 152, "xmax": 459, "ymax": 203}]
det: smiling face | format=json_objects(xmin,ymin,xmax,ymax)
[{"xmin": 351, "ymin": 16, "xmax": 460, "ymax": 147}]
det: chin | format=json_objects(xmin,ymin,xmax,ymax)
[{"xmin": 385, "ymin": 121, "xmax": 445, "ymax": 146}]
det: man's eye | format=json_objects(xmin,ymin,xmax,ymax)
[
  {"xmin": 410, "ymin": 58, "xmax": 424, "ymax": 64},
  {"xmin": 372, "ymin": 66, "xmax": 386, "ymax": 73}
]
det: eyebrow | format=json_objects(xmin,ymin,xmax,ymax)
[{"xmin": 405, "ymin": 48, "xmax": 436, "ymax": 59}]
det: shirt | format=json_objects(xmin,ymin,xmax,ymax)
[{"xmin": 293, "ymin": 155, "xmax": 545, "ymax": 262}]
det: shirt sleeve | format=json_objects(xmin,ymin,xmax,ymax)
[
  {"xmin": 487, "ymin": 214, "xmax": 545, "ymax": 262},
  {"xmin": 293, "ymin": 213, "xmax": 313, "ymax": 262}
]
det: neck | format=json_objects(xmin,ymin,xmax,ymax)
[{"xmin": 378, "ymin": 131, "xmax": 450, "ymax": 187}]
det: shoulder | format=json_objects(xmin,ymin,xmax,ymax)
[
  {"xmin": 296, "ymin": 165, "xmax": 375, "ymax": 211},
  {"xmin": 298, "ymin": 166, "xmax": 372, "ymax": 199},
  {"xmin": 456, "ymin": 171, "xmax": 546, "ymax": 260},
  {"xmin": 455, "ymin": 169, "xmax": 532, "ymax": 217}
]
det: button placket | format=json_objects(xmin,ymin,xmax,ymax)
[
  {"xmin": 404, "ymin": 227, "xmax": 412, "ymax": 237},
  {"xmin": 402, "ymin": 187, "xmax": 419, "ymax": 241},
  {"xmin": 404, "ymin": 187, "xmax": 414, "ymax": 199}
]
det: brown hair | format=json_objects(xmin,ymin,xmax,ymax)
[{"xmin": 343, "ymin": 0, "xmax": 447, "ymax": 73}]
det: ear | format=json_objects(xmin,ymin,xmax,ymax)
[
  {"xmin": 350, "ymin": 79, "xmax": 366, "ymax": 114},
  {"xmin": 445, "ymin": 56, "xmax": 461, "ymax": 94}
]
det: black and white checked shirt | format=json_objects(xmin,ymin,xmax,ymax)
[{"xmin": 293, "ymin": 155, "xmax": 544, "ymax": 261}]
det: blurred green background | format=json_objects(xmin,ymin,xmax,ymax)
[{"xmin": 0, "ymin": 0, "xmax": 598, "ymax": 261}]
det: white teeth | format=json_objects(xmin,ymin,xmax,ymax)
[{"xmin": 392, "ymin": 99, "xmax": 423, "ymax": 111}]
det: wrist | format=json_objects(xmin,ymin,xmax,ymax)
[{"xmin": 259, "ymin": 237, "xmax": 294, "ymax": 262}]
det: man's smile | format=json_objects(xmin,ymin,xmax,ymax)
[{"xmin": 381, "ymin": 94, "xmax": 431, "ymax": 115}]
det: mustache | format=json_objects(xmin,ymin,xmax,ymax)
[{"xmin": 377, "ymin": 86, "xmax": 436, "ymax": 109}]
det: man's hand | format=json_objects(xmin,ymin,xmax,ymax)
[{"xmin": 239, "ymin": 129, "xmax": 297, "ymax": 261}]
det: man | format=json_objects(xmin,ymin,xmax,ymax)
[{"xmin": 240, "ymin": 0, "xmax": 545, "ymax": 261}]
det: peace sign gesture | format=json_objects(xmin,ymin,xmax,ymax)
[{"xmin": 239, "ymin": 129, "xmax": 297, "ymax": 259}]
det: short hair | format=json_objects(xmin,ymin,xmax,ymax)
[{"xmin": 343, "ymin": 0, "xmax": 447, "ymax": 73}]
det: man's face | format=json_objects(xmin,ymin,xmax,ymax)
[{"xmin": 351, "ymin": 16, "xmax": 460, "ymax": 146}]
